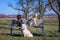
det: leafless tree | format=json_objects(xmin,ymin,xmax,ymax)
[
  {"xmin": 48, "ymin": 0, "xmax": 60, "ymax": 32},
  {"xmin": 8, "ymin": 0, "xmax": 34, "ymax": 20}
]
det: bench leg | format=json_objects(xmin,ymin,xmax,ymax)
[
  {"xmin": 41, "ymin": 26, "xmax": 44, "ymax": 35},
  {"xmin": 10, "ymin": 19, "xmax": 17, "ymax": 35},
  {"xmin": 41, "ymin": 23, "xmax": 45, "ymax": 36},
  {"xmin": 10, "ymin": 25, "xmax": 13, "ymax": 35},
  {"xmin": 20, "ymin": 29, "xmax": 24, "ymax": 37}
]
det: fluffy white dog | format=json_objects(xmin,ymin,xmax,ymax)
[{"xmin": 21, "ymin": 24, "xmax": 33, "ymax": 37}]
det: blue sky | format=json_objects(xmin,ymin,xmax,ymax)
[
  {"xmin": 0, "ymin": 0, "xmax": 18, "ymax": 15},
  {"xmin": 0, "ymin": 0, "xmax": 55, "ymax": 15}
]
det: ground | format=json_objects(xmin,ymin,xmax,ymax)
[{"xmin": 0, "ymin": 18, "xmax": 60, "ymax": 40}]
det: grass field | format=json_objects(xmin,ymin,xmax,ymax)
[{"xmin": 0, "ymin": 18, "xmax": 60, "ymax": 40}]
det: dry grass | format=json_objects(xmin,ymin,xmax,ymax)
[{"xmin": 0, "ymin": 18, "xmax": 60, "ymax": 40}]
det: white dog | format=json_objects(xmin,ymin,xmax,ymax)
[{"xmin": 21, "ymin": 24, "xmax": 33, "ymax": 37}]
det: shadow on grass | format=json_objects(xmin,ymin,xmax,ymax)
[
  {"xmin": 10, "ymin": 33, "xmax": 23, "ymax": 37},
  {"xmin": 11, "ymin": 33, "xmax": 43, "ymax": 37},
  {"xmin": 32, "ymin": 33, "xmax": 44, "ymax": 36},
  {"xmin": 0, "ymin": 32, "xmax": 44, "ymax": 37},
  {"xmin": 0, "ymin": 33, "xmax": 22, "ymax": 37}
]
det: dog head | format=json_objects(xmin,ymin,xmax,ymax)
[{"xmin": 21, "ymin": 24, "xmax": 27, "ymax": 30}]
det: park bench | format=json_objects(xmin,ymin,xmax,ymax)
[{"xmin": 10, "ymin": 18, "xmax": 45, "ymax": 36}]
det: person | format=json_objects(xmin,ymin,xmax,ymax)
[
  {"xmin": 17, "ymin": 15, "xmax": 23, "ymax": 27},
  {"xmin": 10, "ymin": 15, "xmax": 23, "ymax": 36},
  {"xmin": 33, "ymin": 13, "xmax": 38, "ymax": 25}
]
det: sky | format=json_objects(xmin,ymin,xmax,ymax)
[
  {"xmin": 0, "ymin": 0, "xmax": 56, "ymax": 15},
  {"xmin": 0, "ymin": 0, "xmax": 18, "ymax": 15}
]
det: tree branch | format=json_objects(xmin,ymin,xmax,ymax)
[
  {"xmin": 49, "ymin": 0, "xmax": 60, "ymax": 15},
  {"xmin": 8, "ymin": 3, "xmax": 23, "ymax": 11}
]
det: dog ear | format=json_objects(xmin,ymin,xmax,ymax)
[
  {"xmin": 22, "ymin": 24, "xmax": 27, "ymax": 29},
  {"xmin": 21, "ymin": 24, "xmax": 26, "ymax": 29}
]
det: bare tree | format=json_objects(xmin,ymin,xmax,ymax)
[
  {"xmin": 49, "ymin": 0, "xmax": 60, "ymax": 32},
  {"xmin": 38, "ymin": 0, "xmax": 45, "ymax": 18},
  {"xmin": 33, "ymin": 0, "xmax": 46, "ymax": 19},
  {"xmin": 8, "ymin": 0, "xmax": 34, "ymax": 20}
]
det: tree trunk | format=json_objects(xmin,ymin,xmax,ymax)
[
  {"xmin": 25, "ymin": 13, "xmax": 27, "ymax": 20},
  {"xmin": 24, "ymin": 12, "xmax": 28, "ymax": 20},
  {"xmin": 58, "ymin": 14, "xmax": 60, "ymax": 32},
  {"xmin": 57, "ymin": 0, "xmax": 60, "ymax": 11},
  {"xmin": 49, "ymin": 0, "xmax": 60, "ymax": 32},
  {"xmin": 58, "ymin": 3, "xmax": 60, "ymax": 11},
  {"xmin": 58, "ymin": 1, "xmax": 60, "ymax": 32}
]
